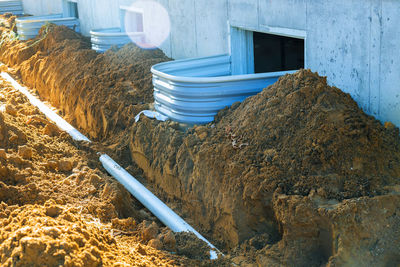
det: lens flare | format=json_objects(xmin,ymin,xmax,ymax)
[{"xmin": 124, "ymin": 0, "xmax": 171, "ymax": 49}]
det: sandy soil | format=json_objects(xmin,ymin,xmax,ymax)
[
  {"xmin": 0, "ymin": 21, "xmax": 398, "ymax": 266},
  {"xmin": 0, "ymin": 73, "xmax": 224, "ymax": 266}
]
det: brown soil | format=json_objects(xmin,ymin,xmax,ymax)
[
  {"xmin": 0, "ymin": 23, "xmax": 399, "ymax": 266},
  {"xmin": 130, "ymin": 70, "xmax": 400, "ymax": 247},
  {"xmin": 0, "ymin": 13, "xmax": 17, "ymax": 30},
  {"xmin": 0, "ymin": 24, "xmax": 169, "ymax": 143},
  {"xmin": 0, "ymin": 202, "xmax": 181, "ymax": 267},
  {"xmin": 0, "ymin": 72, "xmax": 215, "ymax": 266}
]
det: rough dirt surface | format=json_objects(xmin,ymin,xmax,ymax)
[
  {"xmin": 130, "ymin": 70, "xmax": 400, "ymax": 250},
  {"xmin": 0, "ymin": 24, "xmax": 169, "ymax": 143},
  {"xmin": 0, "ymin": 74, "xmax": 219, "ymax": 266},
  {"xmin": 0, "ymin": 13, "xmax": 16, "ymax": 30},
  {"xmin": 130, "ymin": 71, "xmax": 400, "ymax": 266},
  {"xmin": 0, "ymin": 202, "xmax": 180, "ymax": 267},
  {"xmin": 0, "ymin": 23, "xmax": 399, "ymax": 266}
]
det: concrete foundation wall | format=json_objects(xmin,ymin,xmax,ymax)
[
  {"xmin": 20, "ymin": 0, "xmax": 400, "ymax": 127},
  {"xmin": 22, "ymin": 0, "xmax": 62, "ymax": 15},
  {"xmin": 75, "ymin": 0, "xmax": 120, "ymax": 33},
  {"xmin": 230, "ymin": 0, "xmax": 400, "ymax": 126}
]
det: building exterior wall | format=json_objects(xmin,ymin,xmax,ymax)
[
  {"xmin": 76, "ymin": 0, "xmax": 120, "ymax": 35},
  {"xmin": 22, "ymin": 0, "xmax": 62, "ymax": 15},
  {"xmin": 20, "ymin": 0, "xmax": 400, "ymax": 127}
]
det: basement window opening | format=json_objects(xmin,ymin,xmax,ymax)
[
  {"xmin": 253, "ymin": 31, "xmax": 304, "ymax": 73},
  {"xmin": 120, "ymin": 6, "xmax": 144, "ymax": 32},
  {"xmin": 126, "ymin": 11, "xmax": 144, "ymax": 32},
  {"xmin": 64, "ymin": 0, "xmax": 79, "ymax": 18}
]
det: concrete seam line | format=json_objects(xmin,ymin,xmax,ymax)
[{"xmin": 0, "ymin": 69, "xmax": 221, "ymax": 260}]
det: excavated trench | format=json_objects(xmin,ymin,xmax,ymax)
[
  {"xmin": 0, "ymin": 21, "xmax": 399, "ymax": 266},
  {"xmin": 0, "ymin": 73, "xmax": 217, "ymax": 266}
]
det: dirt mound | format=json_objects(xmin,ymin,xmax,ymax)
[
  {"xmin": 213, "ymin": 69, "xmax": 400, "ymax": 199},
  {"xmin": 0, "ymin": 24, "xmax": 169, "ymax": 143},
  {"xmin": 0, "ymin": 201, "xmax": 118, "ymax": 266},
  {"xmin": 0, "ymin": 21, "xmax": 399, "ymax": 265},
  {"xmin": 129, "ymin": 70, "xmax": 400, "ymax": 263},
  {"xmin": 0, "ymin": 77, "xmax": 211, "ymax": 265},
  {"xmin": 0, "ymin": 79, "xmax": 138, "ymax": 221},
  {"xmin": 0, "ymin": 201, "xmax": 191, "ymax": 267},
  {"xmin": 0, "ymin": 13, "xmax": 16, "ymax": 29}
]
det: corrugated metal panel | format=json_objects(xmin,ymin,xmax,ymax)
[
  {"xmin": 16, "ymin": 14, "xmax": 80, "ymax": 40},
  {"xmin": 0, "ymin": 0, "xmax": 23, "ymax": 15},
  {"xmin": 152, "ymin": 54, "xmax": 295, "ymax": 124},
  {"xmin": 90, "ymin": 28, "xmax": 145, "ymax": 53}
]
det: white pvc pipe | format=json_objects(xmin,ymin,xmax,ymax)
[
  {"xmin": 99, "ymin": 154, "xmax": 219, "ymax": 260},
  {"xmin": 0, "ymin": 72, "xmax": 90, "ymax": 142},
  {"xmin": 0, "ymin": 69, "xmax": 220, "ymax": 260}
]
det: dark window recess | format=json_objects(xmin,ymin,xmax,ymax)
[
  {"xmin": 69, "ymin": 2, "xmax": 79, "ymax": 18},
  {"xmin": 253, "ymin": 31, "xmax": 304, "ymax": 73}
]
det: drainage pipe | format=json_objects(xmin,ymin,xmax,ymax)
[
  {"xmin": 99, "ymin": 154, "xmax": 219, "ymax": 259},
  {"xmin": 0, "ymin": 69, "xmax": 220, "ymax": 260},
  {"xmin": 0, "ymin": 72, "xmax": 90, "ymax": 142}
]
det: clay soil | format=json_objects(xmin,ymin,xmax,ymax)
[{"xmin": 0, "ymin": 21, "xmax": 399, "ymax": 266}]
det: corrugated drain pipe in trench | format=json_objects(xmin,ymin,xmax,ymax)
[{"xmin": 0, "ymin": 69, "xmax": 220, "ymax": 260}]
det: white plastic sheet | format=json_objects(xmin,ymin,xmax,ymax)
[{"xmin": 135, "ymin": 110, "xmax": 168, "ymax": 122}]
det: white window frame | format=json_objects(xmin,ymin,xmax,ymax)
[{"xmin": 120, "ymin": 5, "xmax": 145, "ymax": 33}]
